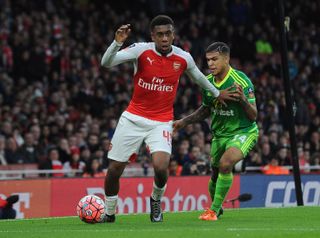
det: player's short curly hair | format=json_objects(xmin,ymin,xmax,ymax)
[
  {"xmin": 150, "ymin": 15, "xmax": 174, "ymax": 31},
  {"xmin": 206, "ymin": 42, "xmax": 230, "ymax": 55}
]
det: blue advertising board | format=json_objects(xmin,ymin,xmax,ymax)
[{"xmin": 240, "ymin": 175, "xmax": 320, "ymax": 207}]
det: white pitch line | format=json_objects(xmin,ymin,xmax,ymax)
[
  {"xmin": 0, "ymin": 229, "xmax": 176, "ymax": 233},
  {"xmin": 1, "ymin": 228, "xmax": 319, "ymax": 233},
  {"xmin": 227, "ymin": 228, "xmax": 320, "ymax": 232}
]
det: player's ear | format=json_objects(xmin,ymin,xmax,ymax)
[
  {"xmin": 224, "ymin": 54, "xmax": 230, "ymax": 64},
  {"xmin": 151, "ymin": 31, "xmax": 155, "ymax": 42}
]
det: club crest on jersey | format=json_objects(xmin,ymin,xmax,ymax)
[
  {"xmin": 212, "ymin": 99, "xmax": 223, "ymax": 109},
  {"xmin": 173, "ymin": 61, "xmax": 181, "ymax": 71},
  {"xmin": 248, "ymin": 87, "xmax": 254, "ymax": 98}
]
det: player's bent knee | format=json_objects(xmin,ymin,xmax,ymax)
[
  {"xmin": 154, "ymin": 162, "xmax": 169, "ymax": 172},
  {"xmin": 219, "ymin": 160, "xmax": 233, "ymax": 173}
]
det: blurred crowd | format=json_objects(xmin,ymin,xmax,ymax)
[{"xmin": 0, "ymin": 0, "xmax": 319, "ymax": 177}]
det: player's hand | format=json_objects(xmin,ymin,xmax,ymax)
[
  {"xmin": 216, "ymin": 84, "xmax": 239, "ymax": 106},
  {"xmin": 115, "ymin": 24, "xmax": 131, "ymax": 43},
  {"xmin": 173, "ymin": 119, "xmax": 186, "ymax": 135},
  {"xmin": 234, "ymin": 83, "xmax": 247, "ymax": 105}
]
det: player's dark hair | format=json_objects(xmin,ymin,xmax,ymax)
[
  {"xmin": 150, "ymin": 15, "xmax": 174, "ymax": 31},
  {"xmin": 206, "ymin": 42, "xmax": 230, "ymax": 55}
]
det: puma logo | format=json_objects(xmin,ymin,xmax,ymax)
[{"xmin": 147, "ymin": 57, "xmax": 155, "ymax": 65}]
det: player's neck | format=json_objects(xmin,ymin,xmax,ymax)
[
  {"xmin": 214, "ymin": 65, "xmax": 230, "ymax": 83},
  {"xmin": 155, "ymin": 46, "xmax": 172, "ymax": 56}
]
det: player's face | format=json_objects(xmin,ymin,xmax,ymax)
[
  {"xmin": 206, "ymin": 51, "xmax": 229, "ymax": 76},
  {"xmin": 151, "ymin": 25, "xmax": 175, "ymax": 55}
]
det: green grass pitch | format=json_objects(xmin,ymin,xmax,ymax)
[{"xmin": 1, "ymin": 207, "xmax": 319, "ymax": 238}]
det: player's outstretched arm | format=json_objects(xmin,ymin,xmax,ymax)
[
  {"xmin": 186, "ymin": 66, "xmax": 220, "ymax": 97},
  {"xmin": 101, "ymin": 24, "xmax": 134, "ymax": 68},
  {"xmin": 173, "ymin": 105, "xmax": 211, "ymax": 134},
  {"xmin": 186, "ymin": 67, "xmax": 238, "ymax": 106}
]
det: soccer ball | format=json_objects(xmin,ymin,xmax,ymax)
[{"xmin": 77, "ymin": 195, "xmax": 106, "ymax": 223}]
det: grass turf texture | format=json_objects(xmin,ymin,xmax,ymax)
[{"xmin": 0, "ymin": 207, "xmax": 319, "ymax": 238}]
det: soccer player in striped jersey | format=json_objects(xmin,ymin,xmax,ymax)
[{"xmin": 173, "ymin": 42, "xmax": 258, "ymax": 221}]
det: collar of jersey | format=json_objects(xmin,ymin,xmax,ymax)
[
  {"xmin": 152, "ymin": 43, "xmax": 174, "ymax": 57},
  {"xmin": 212, "ymin": 67, "xmax": 232, "ymax": 87}
]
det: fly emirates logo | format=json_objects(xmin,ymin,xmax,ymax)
[{"xmin": 138, "ymin": 77, "xmax": 174, "ymax": 92}]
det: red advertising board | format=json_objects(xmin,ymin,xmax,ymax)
[
  {"xmin": 0, "ymin": 180, "xmax": 51, "ymax": 218},
  {"xmin": 50, "ymin": 178, "xmax": 105, "ymax": 217},
  {"xmin": 50, "ymin": 176, "xmax": 240, "ymax": 216},
  {"xmin": 0, "ymin": 175, "xmax": 240, "ymax": 218}
]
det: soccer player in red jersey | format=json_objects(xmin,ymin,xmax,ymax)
[{"xmin": 101, "ymin": 15, "xmax": 235, "ymax": 223}]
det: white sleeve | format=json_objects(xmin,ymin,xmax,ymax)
[
  {"xmin": 101, "ymin": 40, "xmax": 137, "ymax": 68},
  {"xmin": 186, "ymin": 64, "xmax": 220, "ymax": 98}
]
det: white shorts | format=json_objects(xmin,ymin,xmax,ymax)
[{"xmin": 108, "ymin": 111, "xmax": 173, "ymax": 162}]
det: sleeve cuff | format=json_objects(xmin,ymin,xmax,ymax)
[{"xmin": 113, "ymin": 40, "xmax": 123, "ymax": 47}]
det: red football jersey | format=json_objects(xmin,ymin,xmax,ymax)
[{"xmin": 117, "ymin": 43, "xmax": 196, "ymax": 122}]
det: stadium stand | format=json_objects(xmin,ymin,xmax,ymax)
[{"xmin": 0, "ymin": 0, "xmax": 319, "ymax": 178}]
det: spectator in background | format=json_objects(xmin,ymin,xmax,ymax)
[
  {"xmin": 63, "ymin": 146, "xmax": 86, "ymax": 177},
  {"xmin": 310, "ymin": 131, "xmax": 320, "ymax": 155},
  {"xmin": 277, "ymin": 146, "xmax": 291, "ymax": 166},
  {"xmin": 87, "ymin": 134, "xmax": 100, "ymax": 154},
  {"xmin": 168, "ymin": 159, "xmax": 182, "ymax": 176},
  {"xmin": 30, "ymin": 124, "xmax": 42, "ymax": 147},
  {"xmin": 181, "ymin": 146, "xmax": 204, "ymax": 175},
  {"xmin": 79, "ymin": 146, "xmax": 92, "ymax": 168},
  {"xmin": 17, "ymin": 133, "xmax": 40, "ymax": 164},
  {"xmin": 182, "ymin": 157, "xmax": 210, "ymax": 176},
  {"xmin": 47, "ymin": 148, "xmax": 63, "ymax": 177},
  {"xmin": 190, "ymin": 146, "xmax": 204, "ymax": 161},
  {"xmin": 262, "ymin": 157, "xmax": 289, "ymax": 175},
  {"xmin": 246, "ymin": 150, "xmax": 264, "ymax": 168},
  {"xmin": 260, "ymin": 142, "xmax": 272, "ymax": 165},
  {"xmin": 4, "ymin": 137, "xmax": 19, "ymax": 164},
  {"xmin": 229, "ymin": 0, "xmax": 251, "ymax": 25},
  {"xmin": 255, "ymin": 32, "xmax": 273, "ymax": 55},
  {"xmin": 92, "ymin": 149, "xmax": 108, "ymax": 170},
  {"xmin": 268, "ymin": 130, "xmax": 279, "ymax": 154},
  {"xmin": 0, "ymin": 136, "xmax": 8, "ymax": 165},
  {"xmin": 0, "ymin": 40, "xmax": 13, "ymax": 72},
  {"xmin": 172, "ymin": 139, "xmax": 190, "ymax": 166},
  {"xmin": 310, "ymin": 153, "xmax": 320, "ymax": 172},
  {"xmin": 82, "ymin": 158, "xmax": 105, "ymax": 178},
  {"xmin": 1, "ymin": 121, "xmax": 13, "ymax": 139},
  {"xmin": 298, "ymin": 148, "xmax": 311, "ymax": 174},
  {"xmin": 107, "ymin": 119, "xmax": 117, "ymax": 139},
  {"xmin": 57, "ymin": 138, "xmax": 71, "ymax": 164}
]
